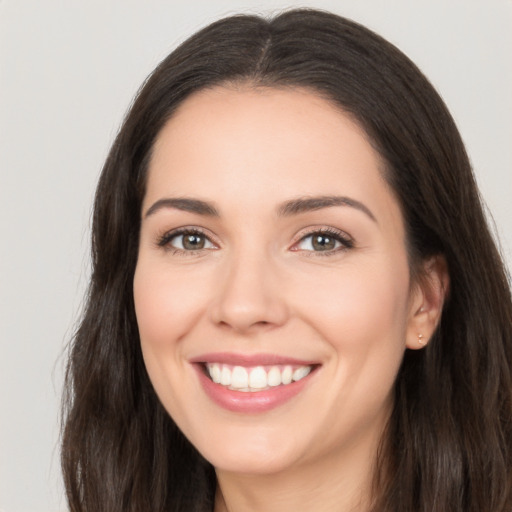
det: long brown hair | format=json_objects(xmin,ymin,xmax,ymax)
[{"xmin": 61, "ymin": 9, "xmax": 512, "ymax": 511}]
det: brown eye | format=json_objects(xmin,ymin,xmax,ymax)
[
  {"xmin": 311, "ymin": 234, "xmax": 336, "ymax": 251},
  {"xmin": 295, "ymin": 230, "xmax": 353, "ymax": 253},
  {"xmin": 182, "ymin": 233, "xmax": 206, "ymax": 250},
  {"xmin": 166, "ymin": 231, "xmax": 215, "ymax": 251}
]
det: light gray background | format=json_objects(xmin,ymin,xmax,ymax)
[{"xmin": 1, "ymin": 1, "xmax": 511, "ymax": 511}]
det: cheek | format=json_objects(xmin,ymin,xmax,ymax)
[
  {"xmin": 295, "ymin": 258, "xmax": 411, "ymax": 355},
  {"xmin": 133, "ymin": 261, "xmax": 206, "ymax": 421},
  {"xmin": 133, "ymin": 261, "xmax": 208, "ymax": 347},
  {"xmin": 298, "ymin": 259, "xmax": 411, "ymax": 425}
]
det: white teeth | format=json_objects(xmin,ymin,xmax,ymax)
[
  {"xmin": 231, "ymin": 366, "xmax": 249, "ymax": 388},
  {"xmin": 281, "ymin": 365, "xmax": 293, "ymax": 385},
  {"xmin": 249, "ymin": 366, "xmax": 267, "ymax": 389},
  {"xmin": 220, "ymin": 365, "xmax": 231, "ymax": 386},
  {"xmin": 205, "ymin": 363, "xmax": 313, "ymax": 391},
  {"xmin": 292, "ymin": 366, "xmax": 311, "ymax": 381},
  {"xmin": 267, "ymin": 366, "xmax": 282, "ymax": 387},
  {"xmin": 210, "ymin": 364, "xmax": 221, "ymax": 384}
]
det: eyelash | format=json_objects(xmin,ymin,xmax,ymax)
[
  {"xmin": 156, "ymin": 226, "xmax": 354, "ymax": 256},
  {"xmin": 293, "ymin": 227, "xmax": 354, "ymax": 256},
  {"xmin": 156, "ymin": 227, "xmax": 214, "ymax": 255}
]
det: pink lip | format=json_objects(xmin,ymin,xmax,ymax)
[
  {"xmin": 189, "ymin": 352, "xmax": 318, "ymax": 367},
  {"xmin": 191, "ymin": 354, "xmax": 319, "ymax": 413}
]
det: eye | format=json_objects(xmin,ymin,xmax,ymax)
[
  {"xmin": 158, "ymin": 229, "xmax": 216, "ymax": 252},
  {"xmin": 294, "ymin": 229, "xmax": 353, "ymax": 253}
]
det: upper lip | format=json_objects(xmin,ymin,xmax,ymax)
[{"xmin": 189, "ymin": 352, "xmax": 319, "ymax": 367}]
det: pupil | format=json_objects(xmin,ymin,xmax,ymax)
[
  {"xmin": 312, "ymin": 235, "xmax": 335, "ymax": 251},
  {"xmin": 183, "ymin": 234, "xmax": 205, "ymax": 250}
]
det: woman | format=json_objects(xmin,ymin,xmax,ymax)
[{"xmin": 61, "ymin": 8, "xmax": 512, "ymax": 512}]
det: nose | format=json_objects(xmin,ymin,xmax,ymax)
[{"xmin": 209, "ymin": 249, "xmax": 289, "ymax": 334}]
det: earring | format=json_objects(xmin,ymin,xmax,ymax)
[{"xmin": 418, "ymin": 333, "xmax": 424, "ymax": 345}]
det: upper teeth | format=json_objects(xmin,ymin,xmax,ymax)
[{"xmin": 206, "ymin": 363, "xmax": 312, "ymax": 391}]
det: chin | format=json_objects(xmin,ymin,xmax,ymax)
[{"xmin": 195, "ymin": 428, "xmax": 302, "ymax": 476}]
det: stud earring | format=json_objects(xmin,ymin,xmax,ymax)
[{"xmin": 418, "ymin": 333, "xmax": 424, "ymax": 345}]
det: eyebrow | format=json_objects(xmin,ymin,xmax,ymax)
[
  {"xmin": 277, "ymin": 195, "xmax": 377, "ymax": 222},
  {"xmin": 144, "ymin": 197, "xmax": 220, "ymax": 218},
  {"xmin": 144, "ymin": 194, "xmax": 376, "ymax": 223}
]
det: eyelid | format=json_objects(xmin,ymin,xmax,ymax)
[
  {"xmin": 290, "ymin": 226, "xmax": 354, "ymax": 254},
  {"xmin": 156, "ymin": 226, "xmax": 219, "ymax": 252},
  {"xmin": 155, "ymin": 225, "xmax": 353, "ymax": 255}
]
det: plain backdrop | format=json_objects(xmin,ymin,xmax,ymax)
[{"xmin": 1, "ymin": 1, "xmax": 511, "ymax": 511}]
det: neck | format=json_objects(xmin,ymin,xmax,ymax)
[{"xmin": 214, "ymin": 435, "xmax": 382, "ymax": 512}]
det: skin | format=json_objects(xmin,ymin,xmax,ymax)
[{"xmin": 133, "ymin": 86, "xmax": 446, "ymax": 512}]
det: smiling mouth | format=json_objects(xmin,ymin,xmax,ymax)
[{"xmin": 203, "ymin": 363, "xmax": 316, "ymax": 392}]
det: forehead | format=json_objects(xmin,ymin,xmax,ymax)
[
  {"xmin": 145, "ymin": 85, "xmax": 402, "ymax": 232},
  {"xmin": 150, "ymin": 86, "xmax": 375, "ymax": 171}
]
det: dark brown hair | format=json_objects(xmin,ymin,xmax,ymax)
[{"xmin": 61, "ymin": 8, "xmax": 512, "ymax": 511}]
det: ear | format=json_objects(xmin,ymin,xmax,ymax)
[{"xmin": 405, "ymin": 255, "xmax": 450, "ymax": 350}]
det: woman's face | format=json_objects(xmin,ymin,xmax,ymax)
[{"xmin": 134, "ymin": 86, "xmax": 422, "ymax": 475}]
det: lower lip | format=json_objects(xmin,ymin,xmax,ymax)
[{"xmin": 194, "ymin": 365, "xmax": 316, "ymax": 413}]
